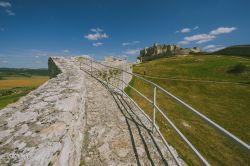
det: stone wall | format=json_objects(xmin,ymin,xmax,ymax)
[
  {"xmin": 0, "ymin": 57, "xmax": 86, "ymax": 166},
  {"xmin": 75, "ymin": 56, "xmax": 132, "ymax": 93},
  {"xmin": 48, "ymin": 57, "xmax": 62, "ymax": 78},
  {"xmin": 139, "ymin": 43, "xmax": 201, "ymax": 62}
]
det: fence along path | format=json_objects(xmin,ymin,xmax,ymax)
[
  {"xmin": 76, "ymin": 58, "xmax": 184, "ymax": 165},
  {"xmin": 77, "ymin": 57, "xmax": 250, "ymax": 166}
]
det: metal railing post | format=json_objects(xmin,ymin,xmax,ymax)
[
  {"xmin": 78, "ymin": 56, "xmax": 249, "ymax": 165},
  {"xmin": 152, "ymin": 86, "xmax": 156, "ymax": 132}
]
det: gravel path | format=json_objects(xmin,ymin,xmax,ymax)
[{"xmin": 80, "ymin": 71, "xmax": 185, "ymax": 166}]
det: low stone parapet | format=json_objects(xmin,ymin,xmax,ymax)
[{"xmin": 0, "ymin": 57, "xmax": 86, "ymax": 166}]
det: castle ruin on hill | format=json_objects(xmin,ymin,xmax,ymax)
[{"xmin": 139, "ymin": 43, "xmax": 201, "ymax": 62}]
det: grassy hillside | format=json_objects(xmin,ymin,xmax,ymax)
[
  {"xmin": 213, "ymin": 45, "xmax": 250, "ymax": 57},
  {"xmin": 126, "ymin": 55, "xmax": 250, "ymax": 165},
  {"xmin": 0, "ymin": 68, "xmax": 48, "ymax": 80},
  {"xmin": 0, "ymin": 68, "xmax": 48, "ymax": 109}
]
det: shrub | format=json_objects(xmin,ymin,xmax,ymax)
[{"xmin": 228, "ymin": 63, "xmax": 247, "ymax": 74}]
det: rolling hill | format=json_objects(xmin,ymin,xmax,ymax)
[
  {"xmin": 126, "ymin": 55, "xmax": 250, "ymax": 165},
  {"xmin": 0, "ymin": 68, "xmax": 48, "ymax": 109},
  {"xmin": 0, "ymin": 68, "xmax": 48, "ymax": 79},
  {"xmin": 213, "ymin": 45, "xmax": 250, "ymax": 57}
]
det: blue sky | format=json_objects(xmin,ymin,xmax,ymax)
[{"xmin": 0, "ymin": 0, "xmax": 249, "ymax": 68}]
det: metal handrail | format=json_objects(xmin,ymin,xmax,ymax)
[
  {"xmin": 79, "ymin": 57, "xmax": 250, "ymax": 166},
  {"xmin": 79, "ymin": 59, "xmax": 183, "ymax": 165}
]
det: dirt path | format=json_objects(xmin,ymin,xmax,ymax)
[{"xmin": 80, "ymin": 72, "xmax": 184, "ymax": 166}]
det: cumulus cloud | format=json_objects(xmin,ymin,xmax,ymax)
[
  {"xmin": 0, "ymin": 1, "xmax": 11, "ymax": 8},
  {"xmin": 203, "ymin": 44, "xmax": 225, "ymax": 52},
  {"xmin": 84, "ymin": 28, "xmax": 108, "ymax": 41},
  {"xmin": 122, "ymin": 41, "xmax": 140, "ymax": 46},
  {"xmin": 203, "ymin": 45, "xmax": 216, "ymax": 50},
  {"xmin": 209, "ymin": 27, "xmax": 237, "ymax": 35},
  {"xmin": 193, "ymin": 26, "xmax": 199, "ymax": 30},
  {"xmin": 62, "ymin": 49, "xmax": 70, "ymax": 53},
  {"xmin": 85, "ymin": 33, "xmax": 108, "ymax": 41},
  {"xmin": 179, "ymin": 26, "xmax": 237, "ymax": 45},
  {"xmin": 92, "ymin": 42, "xmax": 103, "ymax": 47},
  {"xmin": 180, "ymin": 34, "xmax": 216, "ymax": 44},
  {"xmin": 176, "ymin": 26, "xmax": 199, "ymax": 33},
  {"xmin": 181, "ymin": 28, "xmax": 191, "ymax": 33},
  {"xmin": 90, "ymin": 28, "xmax": 103, "ymax": 33},
  {"xmin": 33, "ymin": 50, "xmax": 49, "ymax": 58},
  {"xmin": 203, "ymin": 45, "xmax": 225, "ymax": 52},
  {"xmin": 208, "ymin": 47, "xmax": 225, "ymax": 52},
  {"xmin": 0, "ymin": 1, "xmax": 15, "ymax": 16},
  {"xmin": 178, "ymin": 40, "xmax": 189, "ymax": 45},
  {"xmin": 5, "ymin": 9, "xmax": 15, "ymax": 16},
  {"xmin": 124, "ymin": 48, "xmax": 140, "ymax": 55}
]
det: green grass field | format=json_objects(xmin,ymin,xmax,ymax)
[
  {"xmin": 125, "ymin": 55, "xmax": 250, "ymax": 165},
  {"xmin": 214, "ymin": 45, "xmax": 250, "ymax": 57},
  {"xmin": 0, "ymin": 68, "xmax": 48, "ymax": 110}
]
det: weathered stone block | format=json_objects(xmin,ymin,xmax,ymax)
[{"xmin": 0, "ymin": 57, "xmax": 86, "ymax": 166}]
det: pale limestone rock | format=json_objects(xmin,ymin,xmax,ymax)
[
  {"xmin": 0, "ymin": 129, "xmax": 14, "ymax": 141},
  {"xmin": 0, "ymin": 56, "xmax": 185, "ymax": 166},
  {"xmin": 0, "ymin": 57, "xmax": 86, "ymax": 166},
  {"xmin": 8, "ymin": 111, "xmax": 38, "ymax": 128}
]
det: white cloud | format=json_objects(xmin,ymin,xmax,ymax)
[
  {"xmin": 177, "ymin": 26, "xmax": 199, "ymax": 33},
  {"xmin": 78, "ymin": 54, "xmax": 93, "ymax": 59},
  {"xmin": 208, "ymin": 47, "xmax": 225, "ymax": 52},
  {"xmin": 84, "ymin": 28, "xmax": 108, "ymax": 41},
  {"xmin": 90, "ymin": 28, "xmax": 103, "ymax": 32},
  {"xmin": 193, "ymin": 26, "xmax": 199, "ymax": 30},
  {"xmin": 179, "ymin": 33, "xmax": 216, "ymax": 44},
  {"xmin": 63, "ymin": 49, "xmax": 70, "ymax": 53},
  {"xmin": 124, "ymin": 48, "xmax": 140, "ymax": 55},
  {"xmin": 178, "ymin": 40, "xmax": 189, "ymax": 45},
  {"xmin": 179, "ymin": 26, "xmax": 237, "ymax": 45},
  {"xmin": 0, "ymin": 1, "xmax": 11, "ymax": 8},
  {"xmin": 92, "ymin": 42, "xmax": 103, "ymax": 47},
  {"xmin": 203, "ymin": 45, "xmax": 225, "ymax": 52},
  {"xmin": 203, "ymin": 45, "xmax": 216, "ymax": 50},
  {"xmin": 209, "ymin": 27, "xmax": 237, "ymax": 35},
  {"xmin": 0, "ymin": 1, "xmax": 15, "ymax": 16},
  {"xmin": 5, "ymin": 9, "xmax": 15, "ymax": 16},
  {"xmin": 181, "ymin": 28, "xmax": 191, "ymax": 33},
  {"xmin": 33, "ymin": 50, "xmax": 49, "ymax": 58},
  {"xmin": 122, "ymin": 41, "xmax": 140, "ymax": 46},
  {"xmin": 84, "ymin": 32, "xmax": 108, "ymax": 41}
]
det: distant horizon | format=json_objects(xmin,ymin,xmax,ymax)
[
  {"xmin": 1, "ymin": 0, "xmax": 250, "ymax": 68},
  {"xmin": 1, "ymin": 42, "xmax": 249, "ymax": 69}
]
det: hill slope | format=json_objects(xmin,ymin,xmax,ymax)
[
  {"xmin": 127, "ymin": 55, "xmax": 250, "ymax": 165},
  {"xmin": 213, "ymin": 45, "xmax": 250, "ymax": 57},
  {"xmin": 0, "ymin": 68, "xmax": 48, "ymax": 79},
  {"xmin": 0, "ymin": 68, "xmax": 48, "ymax": 109}
]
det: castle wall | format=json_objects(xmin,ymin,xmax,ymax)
[
  {"xmin": 0, "ymin": 57, "xmax": 86, "ymax": 166},
  {"xmin": 139, "ymin": 44, "xmax": 201, "ymax": 61}
]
